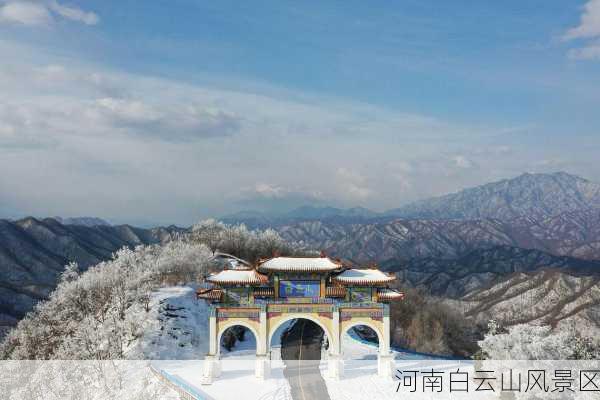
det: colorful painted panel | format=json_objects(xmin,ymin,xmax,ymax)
[
  {"xmin": 350, "ymin": 287, "xmax": 372, "ymax": 303},
  {"xmin": 279, "ymin": 280, "xmax": 320, "ymax": 298},
  {"xmin": 225, "ymin": 288, "xmax": 250, "ymax": 303}
]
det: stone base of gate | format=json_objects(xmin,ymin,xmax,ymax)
[
  {"xmin": 200, "ymin": 355, "xmax": 221, "ymax": 385},
  {"xmin": 255, "ymin": 355, "xmax": 270, "ymax": 380},
  {"xmin": 327, "ymin": 355, "xmax": 343, "ymax": 380},
  {"xmin": 377, "ymin": 353, "xmax": 394, "ymax": 379}
]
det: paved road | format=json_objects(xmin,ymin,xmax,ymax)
[{"xmin": 280, "ymin": 319, "xmax": 331, "ymax": 400}]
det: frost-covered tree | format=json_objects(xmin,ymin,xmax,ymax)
[
  {"xmin": 0, "ymin": 240, "xmax": 212, "ymax": 359},
  {"xmin": 60, "ymin": 262, "xmax": 80, "ymax": 284},
  {"xmin": 189, "ymin": 219, "xmax": 311, "ymax": 263},
  {"xmin": 478, "ymin": 323, "xmax": 600, "ymax": 360},
  {"xmin": 0, "ymin": 222, "xmax": 308, "ymax": 360}
]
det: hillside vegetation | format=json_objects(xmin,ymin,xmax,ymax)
[{"xmin": 0, "ymin": 222, "xmax": 304, "ymax": 359}]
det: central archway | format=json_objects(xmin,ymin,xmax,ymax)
[{"xmin": 268, "ymin": 315, "xmax": 333, "ymax": 359}]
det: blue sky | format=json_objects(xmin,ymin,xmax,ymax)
[{"xmin": 1, "ymin": 0, "xmax": 600, "ymax": 225}]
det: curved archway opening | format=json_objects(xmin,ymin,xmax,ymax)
[
  {"xmin": 218, "ymin": 324, "xmax": 258, "ymax": 358},
  {"xmin": 269, "ymin": 318, "xmax": 329, "ymax": 361},
  {"xmin": 342, "ymin": 324, "xmax": 381, "ymax": 361}
]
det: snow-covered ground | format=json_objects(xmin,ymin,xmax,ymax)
[
  {"xmin": 126, "ymin": 286, "xmax": 212, "ymax": 360},
  {"xmin": 135, "ymin": 286, "xmax": 455, "ymax": 400}
]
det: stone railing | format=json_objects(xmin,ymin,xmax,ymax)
[{"xmin": 149, "ymin": 364, "xmax": 206, "ymax": 400}]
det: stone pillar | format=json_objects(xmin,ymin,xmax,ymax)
[
  {"xmin": 380, "ymin": 315, "xmax": 391, "ymax": 355},
  {"xmin": 201, "ymin": 355, "xmax": 221, "ymax": 385},
  {"xmin": 259, "ymin": 308, "xmax": 268, "ymax": 351},
  {"xmin": 208, "ymin": 308, "xmax": 217, "ymax": 356},
  {"xmin": 327, "ymin": 306, "xmax": 343, "ymax": 379},
  {"xmin": 377, "ymin": 354, "xmax": 394, "ymax": 379},
  {"xmin": 331, "ymin": 307, "xmax": 341, "ymax": 356},
  {"xmin": 201, "ymin": 307, "xmax": 221, "ymax": 385},
  {"xmin": 327, "ymin": 354, "xmax": 343, "ymax": 380},
  {"xmin": 255, "ymin": 305, "xmax": 270, "ymax": 379},
  {"xmin": 381, "ymin": 305, "xmax": 391, "ymax": 355},
  {"xmin": 378, "ymin": 304, "xmax": 393, "ymax": 379},
  {"xmin": 255, "ymin": 354, "xmax": 271, "ymax": 379}
]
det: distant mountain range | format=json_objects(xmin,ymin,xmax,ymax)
[
  {"xmin": 221, "ymin": 206, "xmax": 382, "ymax": 228},
  {"xmin": 274, "ymin": 208, "xmax": 600, "ymax": 263},
  {"xmin": 53, "ymin": 216, "xmax": 111, "ymax": 227},
  {"xmin": 224, "ymin": 172, "xmax": 600, "ymax": 227},
  {"xmin": 2, "ymin": 171, "xmax": 600, "ymax": 337},
  {"xmin": 387, "ymin": 172, "xmax": 600, "ymax": 221},
  {"xmin": 0, "ymin": 217, "xmax": 181, "ymax": 334}
]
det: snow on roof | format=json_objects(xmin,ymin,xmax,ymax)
[
  {"xmin": 206, "ymin": 269, "xmax": 268, "ymax": 285},
  {"xmin": 377, "ymin": 288, "xmax": 404, "ymax": 301},
  {"xmin": 333, "ymin": 269, "xmax": 395, "ymax": 285},
  {"xmin": 258, "ymin": 257, "xmax": 342, "ymax": 272},
  {"xmin": 196, "ymin": 288, "xmax": 223, "ymax": 301}
]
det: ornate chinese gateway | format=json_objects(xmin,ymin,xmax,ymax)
[{"xmin": 197, "ymin": 255, "xmax": 403, "ymax": 383}]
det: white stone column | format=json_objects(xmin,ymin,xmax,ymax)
[
  {"xmin": 377, "ymin": 354, "xmax": 394, "ymax": 379},
  {"xmin": 331, "ymin": 307, "xmax": 341, "ymax": 356},
  {"xmin": 255, "ymin": 354, "xmax": 271, "ymax": 380},
  {"xmin": 259, "ymin": 307, "xmax": 268, "ymax": 355},
  {"xmin": 201, "ymin": 355, "xmax": 221, "ymax": 385},
  {"xmin": 256, "ymin": 306, "xmax": 270, "ymax": 380},
  {"xmin": 201, "ymin": 307, "xmax": 221, "ymax": 384},
  {"xmin": 208, "ymin": 313, "xmax": 217, "ymax": 356},
  {"xmin": 381, "ymin": 314, "xmax": 391, "ymax": 355},
  {"xmin": 377, "ymin": 305, "xmax": 393, "ymax": 379},
  {"xmin": 327, "ymin": 307, "xmax": 343, "ymax": 379}
]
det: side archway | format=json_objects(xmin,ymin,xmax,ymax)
[
  {"xmin": 217, "ymin": 321, "xmax": 262, "ymax": 355},
  {"xmin": 341, "ymin": 320, "xmax": 384, "ymax": 359}
]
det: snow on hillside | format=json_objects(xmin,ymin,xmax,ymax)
[
  {"xmin": 459, "ymin": 270, "xmax": 600, "ymax": 333},
  {"xmin": 126, "ymin": 286, "xmax": 211, "ymax": 360}
]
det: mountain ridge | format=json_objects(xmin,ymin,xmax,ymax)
[
  {"xmin": 386, "ymin": 171, "xmax": 600, "ymax": 221},
  {"xmin": 273, "ymin": 208, "xmax": 600, "ymax": 264},
  {"xmin": 0, "ymin": 217, "xmax": 181, "ymax": 333},
  {"xmin": 222, "ymin": 172, "xmax": 600, "ymax": 228}
]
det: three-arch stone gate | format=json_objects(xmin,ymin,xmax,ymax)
[
  {"xmin": 201, "ymin": 302, "xmax": 393, "ymax": 383},
  {"xmin": 197, "ymin": 256, "xmax": 404, "ymax": 384}
]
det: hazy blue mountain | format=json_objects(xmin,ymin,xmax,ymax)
[
  {"xmin": 221, "ymin": 205, "xmax": 382, "ymax": 228},
  {"xmin": 285, "ymin": 205, "xmax": 379, "ymax": 219},
  {"xmin": 386, "ymin": 172, "xmax": 600, "ymax": 221},
  {"xmin": 54, "ymin": 216, "xmax": 111, "ymax": 227}
]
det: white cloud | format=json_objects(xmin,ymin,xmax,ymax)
[
  {"xmin": 94, "ymin": 97, "xmax": 161, "ymax": 124},
  {"xmin": 452, "ymin": 155, "xmax": 474, "ymax": 169},
  {"xmin": 252, "ymin": 183, "xmax": 290, "ymax": 199},
  {"xmin": 564, "ymin": 0, "xmax": 600, "ymax": 41},
  {"xmin": 90, "ymin": 97, "xmax": 241, "ymax": 140},
  {"xmin": 563, "ymin": 0, "xmax": 600, "ymax": 61},
  {"xmin": 335, "ymin": 168, "xmax": 372, "ymax": 201},
  {"xmin": 48, "ymin": 0, "xmax": 98, "ymax": 25},
  {"xmin": 567, "ymin": 41, "xmax": 600, "ymax": 60},
  {"xmin": 0, "ymin": 1, "xmax": 51, "ymax": 26},
  {"xmin": 0, "ymin": 0, "xmax": 98, "ymax": 26}
]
